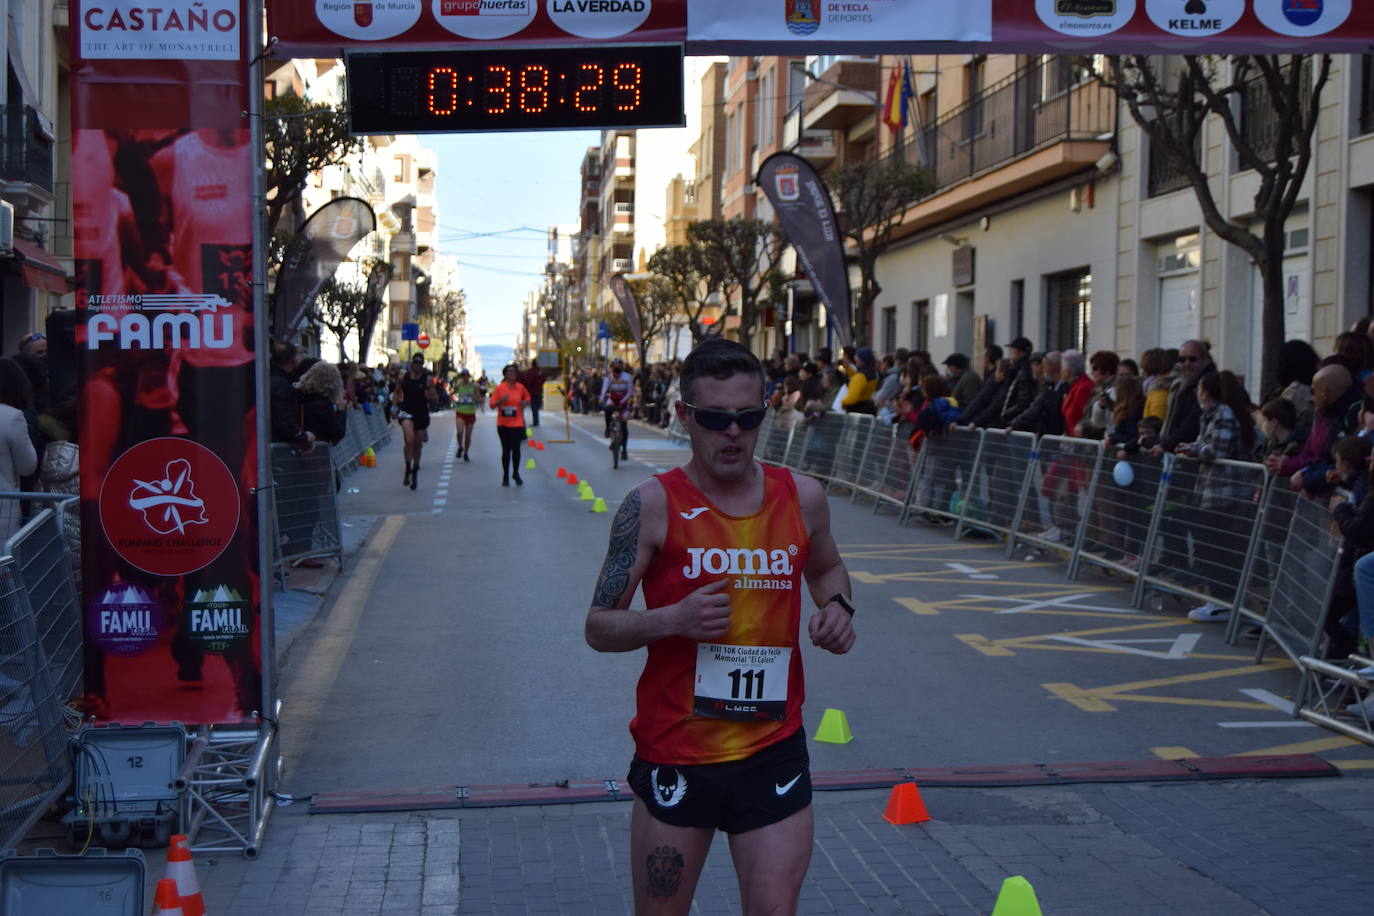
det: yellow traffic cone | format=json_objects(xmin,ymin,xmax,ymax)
[
  {"xmin": 580, "ymin": 486, "xmax": 595, "ymax": 501},
  {"xmin": 814, "ymin": 708, "xmax": 853, "ymax": 744},
  {"xmin": 991, "ymin": 876, "xmax": 1043, "ymax": 916},
  {"xmin": 592, "ymin": 497, "xmax": 608, "ymax": 513},
  {"xmin": 525, "ymin": 427, "xmax": 533, "ymax": 439},
  {"xmin": 525, "ymin": 457, "xmax": 536, "ymax": 469}
]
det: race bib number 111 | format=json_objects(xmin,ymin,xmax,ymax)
[{"xmin": 693, "ymin": 643, "xmax": 791, "ymax": 721}]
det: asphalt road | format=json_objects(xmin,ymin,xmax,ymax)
[{"xmin": 276, "ymin": 408, "xmax": 1374, "ymax": 799}]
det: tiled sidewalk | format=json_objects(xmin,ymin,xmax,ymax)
[{"xmin": 183, "ymin": 773, "xmax": 1374, "ymax": 915}]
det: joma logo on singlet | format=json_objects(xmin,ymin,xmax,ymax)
[{"xmin": 682, "ymin": 547, "xmax": 796, "ymax": 579}]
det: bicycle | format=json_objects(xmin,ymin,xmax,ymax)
[{"xmin": 603, "ymin": 401, "xmax": 630, "ymax": 469}]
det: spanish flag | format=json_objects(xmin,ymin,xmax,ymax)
[{"xmin": 883, "ymin": 65, "xmax": 903, "ymax": 132}]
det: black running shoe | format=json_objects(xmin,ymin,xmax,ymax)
[
  {"xmin": 513, "ymin": 473, "xmax": 523, "ymax": 486},
  {"xmin": 410, "ymin": 469, "xmax": 418, "ymax": 490},
  {"xmin": 403, "ymin": 467, "xmax": 412, "ymax": 487},
  {"xmin": 502, "ymin": 476, "xmax": 510, "ymax": 486},
  {"xmin": 463, "ymin": 452, "xmax": 470, "ymax": 463}
]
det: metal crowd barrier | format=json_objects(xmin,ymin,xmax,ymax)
[
  {"xmin": 1007, "ymin": 435, "xmax": 1104, "ymax": 563},
  {"xmin": 271, "ymin": 443, "xmax": 344, "ymax": 572},
  {"xmin": 902, "ymin": 427, "xmax": 983, "ymax": 528},
  {"xmin": 0, "ymin": 494, "xmax": 82, "ymax": 851},
  {"xmin": 1075, "ymin": 453, "xmax": 1164, "ymax": 581},
  {"xmin": 827, "ymin": 413, "xmax": 876, "ymax": 496}
]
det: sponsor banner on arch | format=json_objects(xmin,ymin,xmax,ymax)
[
  {"xmin": 72, "ymin": 0, "xmax": 261, "ymax": 725},
  {"xmin": 267, "ymin": 0, "xmax": 687, "ymax": 56},
  {"xmin": 685, "ymin": 0, "xmax": 1373, "ymax": 53}
]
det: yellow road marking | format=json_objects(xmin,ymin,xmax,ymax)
[
  {"xmin": 844, "ymin": 571, "xmax": 1059, "ymax": 584},
  {"xmin": 1091, "ymin": 693, "xmax": 1269, "ymax": 710},
  {"xmin": 1151, "ymin": 746, "xmax": 1199, "ymax": 759},
  {"xmin": 957, "ymin": 634, "xmax": 1016, "ymax": 656},
  {"xmin": 893, "ymin": 596, "xmax": 940, "ymax": 615},
  {"xmin": 840, "ymin": 543, "xmax": 1003, "ymax": 552},
  {"xmin": 279, "ymin": 515, "xmax": 406, "ymax": 767},
  {"xmin": 1043, "ymin": 682, "xmax": 1117, "ymax": 711},
  {"xmin": 1236, "ymin": 735, "xmax": 1360, "ymax": 756},
  {"xmin": 1331, "ymin": 759, "xmax": 1374, "ymax": 770}
]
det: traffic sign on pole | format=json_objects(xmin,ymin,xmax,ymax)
[{"xmin": 417, "ymin": 332, "xmax": 430, "ymax": 350}]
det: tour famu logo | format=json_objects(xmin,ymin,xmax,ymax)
[{"xmin": 785, "ymin": 0, "xmax": 819, "ymax": 34}]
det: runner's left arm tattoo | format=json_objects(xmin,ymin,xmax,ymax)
[{"xmin": 593, "ymin": 487, "xmax": 641, "ymax": 609}]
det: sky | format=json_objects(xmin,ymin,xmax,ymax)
[{"xmin": 427, "ymin": 130, "xmax": 599, "ymax": 350}]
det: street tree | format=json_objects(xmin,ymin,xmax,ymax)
[
  {"xmin": 688, "ymin": 218, "xmax": 787, "ymax": 348},
  {"xmin": 263, "ymin": 92, "xmax": 358, "ymax": 247},
  {"xmin": 825, "ymin": 157, "xmax": 934, "ymax": 347},
  {"xmin": 427, "ymin": 287, "xmax": 467, "ymax": 376},
  {"xmin": 647, "ymin": 241, "xmax": 729, "ymax": 344},
  {"xmin": 356, "ymin": 258, "xmax": 392, "ymax": 366},
  {"xmin": 1090, "ymin": 54, "xmax": 1329, "ymax": 396},
  {"xmin": 310, "ymin": 276, "xmax": 370, "ymax": 363}
]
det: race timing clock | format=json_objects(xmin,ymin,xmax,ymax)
[{"xmin": 345, "ymin": 45, "xmax": 684, "ymax": 134}]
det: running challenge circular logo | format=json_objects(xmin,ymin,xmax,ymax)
[
  {"xmin": 1144, "ymin": 0, "xmax": 1244, "ymax": 38},
  {"xmin": 315, "ymin": 0, "xmax": 423, "ymax": 40},
  {"xmin": 546, "ymin": 0, "xmax": 651, "ymax": 39},
  {"xmin": 1035, "ymin": 0, "xmax": 1136, "ymax": 37},
  {"xmin": 99, "ymin": 437, "xmax": 241, "ymax": 577},
  {"xmin": 1253, "ymin": 0, "xmax": 1350, "ymax": 37}
]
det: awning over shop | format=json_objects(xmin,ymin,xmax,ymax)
[{"xmin": 11, "ymin": 238, "xmax": 70, "ymax": 294}]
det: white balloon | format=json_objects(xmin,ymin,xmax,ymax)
[{"xmin": 1113, "ymin": 461, "xmax": 1134, "ymax": 487}]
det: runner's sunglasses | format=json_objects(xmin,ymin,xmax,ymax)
[{"xmin": 684, "ymin": 402, "xmax": 768, "ymax": 432}]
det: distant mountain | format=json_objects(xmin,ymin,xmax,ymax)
[{"xmin": 474, "ymin": 344, "xmax": 514, "ymax": 376}]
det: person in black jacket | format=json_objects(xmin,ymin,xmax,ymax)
[
  {"xmin": 1152, "ymin": 340, "xmax": 1215, "ymax": 456},
  {"xmin": 270, "ymin": 340, "xmax": 314, "ymax": 451},
  {"xmin": 955, "ymin": 345, "xmax": 1003, "ymax": 424},
  {"xmin": 298, "ymin": 361, "xmax": 348, "ymax": 447},
  {"xmin": 1009, "ymin": 351, "xmax": 1066, "ymax": 437},
  {"xmin": 969, "ymin": 359, "xmax": 1012, "ymax": 429},
  {"xmin": 1330, "ymin": 436, "xmax": 1374, "ymax": 668},
  {"xmin": 998, "ymin": 337, "xmax": 1036, "ymax": 427}
]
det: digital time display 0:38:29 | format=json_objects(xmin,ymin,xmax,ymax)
[{"xmin": 346, "ymin": 45, "xmax": 684, "ymax": 135}]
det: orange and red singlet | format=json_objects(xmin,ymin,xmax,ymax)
[{"xmin": 633, "ymin": 464, "xmax": 811, "ymax": 765}]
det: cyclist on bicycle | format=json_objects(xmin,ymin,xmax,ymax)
[{"xmin": 600, "ymin": 358, "xmax": 635, "ymax": 461}]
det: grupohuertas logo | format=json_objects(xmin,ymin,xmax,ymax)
[
  {"xmin": 86, "ymin": 293, "xmax": 235, "ymax": 351},
  {"xmin": 79, "ymin": 0, "xmax": 240, "ymax": 61},
  {"xmin": 130, "ymin": 458, "xmax": 209, "ymax": 536},
  {"xmin": 1036, "ymin": 0, "xmax": 1135, "ymax": 34},
  {"xmin": 546, "ymin": 0, "xmax": 651, "ymax": 39},
  {"xmin": 184, "ymin": 585, "xmax": 252, "ymax": 654},
  {"xmin": 434, "ymin": 0, "xmax": 536, "ymax": 38},
  {"xmin": 1254, "ymin": 0, "xmax": 1350, "ymax": 37},
  {"xmin": 785, "ymin": 0, "xmax": 820, "ymax": 35}
]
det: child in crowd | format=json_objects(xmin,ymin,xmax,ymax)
[
  {"xmin": 1105, "ymin": 375, "xmax": 1144, "ymax": 456},
  {"xmin": 1256, "ymin": 397, "xmax": 1304, "ymax": 463}
]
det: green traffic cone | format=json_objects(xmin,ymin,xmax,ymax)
[
  {"xmin": 525, "ymin": 427, "xmax": 533, "ymax": 439},
  {"xmin": 580, "ymin": 486, "xmax": 595, "ymax": 501},
  {"xmin": 814, "ymin": 708, "xmax": 853, "ymax": 744},
  {"xmin": 990, "ymin": 876, "xmax": 1042, "ymax": 916},
  {"xmin": 592, "ymin": 497, "xmax": 607, "ymax": 513},
  {"xmin": 525, "ymin": 457, "xmax": 536, "ymax": 469}
]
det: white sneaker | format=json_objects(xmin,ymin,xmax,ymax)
[
  {"xmin": 1188, "ymin": 602, "xmax": 1230, "ymax": 623},
  {"xmin": 1344, "ymin": 694, "xmax": 1374, "ymax": 718},
  {"xmin": 1037, "ymin": 526, "xmax": 1064, "ymax": 543}
]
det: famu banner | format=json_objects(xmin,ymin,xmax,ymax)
[
  {"xmin": 72, "ymin": 0, "xmax": 261, "ymax": 725},
  {"xmin": 610, "ymin": 272, "xmax": 644, "ymax": 363},
  {"xmin": 756, "ymin": 152, "xmax": 851, "ymax": 349}
]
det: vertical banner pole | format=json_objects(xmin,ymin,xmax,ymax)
[{"xmin": 249, "ymin": 2, "xmax": 276, "ymax": 723}]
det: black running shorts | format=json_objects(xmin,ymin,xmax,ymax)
[{"xmin": 627, "ymin": 728, "xmax": 811, "ymax": 834}]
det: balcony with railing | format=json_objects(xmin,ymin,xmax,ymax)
[
  {"xmin": 1241, "ymin": 61, "xmax": 1313, "ymax": 165},
  {"xmin": 1147, "ymin": 135, "xmax": 1197, "ymax": 198},
  {"xmin": 783, "ymin": 105, "xmax": 838, "ymax": 168},
  {"xmin": 883, "ymin": 57, "xmax": 1116, "ymax": 236},
  {"xmin": 801, "ymin": 59, "xmax": 879, "ymax": 132},
  {"xmin": 1, "ymin": 106, "xmax": 55, "ymax": 202}
]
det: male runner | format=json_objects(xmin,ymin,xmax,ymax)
[
  {"xmin": 453, "ymin": 368, "xmax": 479, "ymax": 462},
  {"xmin": 585, "ymin": 337, "xmax": 856, "ymax": 914},
  {"xmin": 396, "ymin": 353, "xmax": 436, "ymax": 489},
  {"xmin": 601, "ymin": 357, "xmax": 636, "ymax": 460}
]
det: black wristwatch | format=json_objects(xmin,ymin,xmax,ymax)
[{"xmin": 825, "ymin": 593, "xmax": 855, "ymax": 617}]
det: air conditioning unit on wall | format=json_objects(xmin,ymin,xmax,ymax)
[{"xmin": 0, "ymin": 201, "xmax": 13, "ymax": 251}]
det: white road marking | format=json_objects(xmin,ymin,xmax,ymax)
[
  {"xmin": 946, "ymin": 562, "xmax": 998, "ymax": 580},
  {"xmin": 1048, "ymin": 632, "xmax": 1201, "ymax": 660},
  {"xmin": 433, "ymin": 498, "xmax": 447, "ymax": 506},
  {"xmin": 1217, "ymin": 721, "xmax": 1312, "ymax": 728},
  {"xmin": 1240, "ymin": 688, "xmax": 1295, "ymax": 715},
  {"xmin": 982, "ymin": 593, "xmax": 1143, "ymax": 615}
]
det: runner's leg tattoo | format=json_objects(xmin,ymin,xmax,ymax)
[{"xmin": 646, "ymin": 845, "xmax": 685, "ymax": 899}]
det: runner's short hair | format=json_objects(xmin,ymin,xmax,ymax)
[{"xmin": 679, "ymin": 337, "xmax": 765, "ymax": 404}]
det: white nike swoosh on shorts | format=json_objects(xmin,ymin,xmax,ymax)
[{"xmin": 775, "ymin": 774, "xmax": 802, "ymax": 796}]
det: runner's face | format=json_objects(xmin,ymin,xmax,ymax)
[{"xmin": 679, "ymin": 372, "xmax": 765, "ymax": 481}]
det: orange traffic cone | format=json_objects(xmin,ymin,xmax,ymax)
[
  {"xmin": 567, "ymin": 473, "xmax": 579, "ymax": 485},
  {"xmin": 535, "ymin": 441, "xmax": 545, "ymax": 451},
  {"xmin": 557, "ymin": 467, "xmax": 568, "ymax": 478},
  {"xmin": 154, "ymin": 878, "xmax": 185, "ymax": 915},
  {"xmin": 882, "ymin": 782, "xmax": 930, "ymax": 825},
  {"xmin": 165, "ymin": 834, "xmax": 205, "ymax": 916}
]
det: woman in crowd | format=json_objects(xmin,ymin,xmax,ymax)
[
  {"xmin": 299, "ymin": 360, "xmax": 349, "ymax": 448},
  {"xmin": 1269, "ymin": 339, "xmax": 1320, "ymax": 432},
  {"xmin": 1140, "ymin": 348, "xmax": 1174, "ymax": 423},
  {"xmin": 0, "ymin": 359, "xmax": 36, "ymax": 537},
  {"xmin": 838, "ymin": 346, "xmax": 880, "ymax": 414}
]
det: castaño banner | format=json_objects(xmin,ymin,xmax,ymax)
[{"xmin": 72, "ymin": 0, "xmax": 261, "ymax": 725}]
